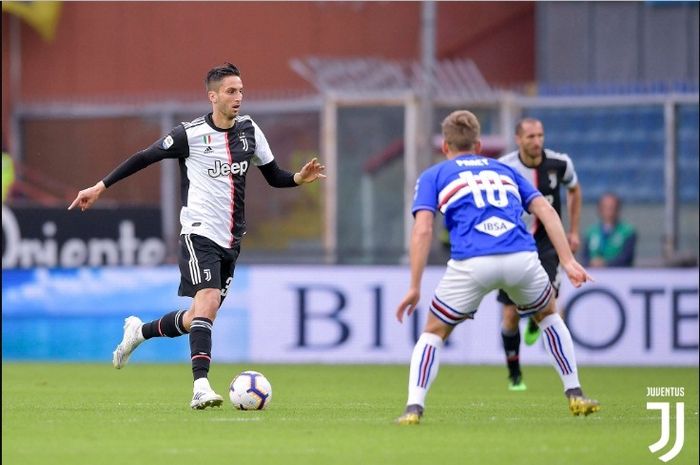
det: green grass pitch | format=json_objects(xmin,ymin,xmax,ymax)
[{"xmin": 3, "ymin": 363, "xmax": 698, "ymax": 465}]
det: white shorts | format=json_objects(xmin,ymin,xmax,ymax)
[{"xmin": 430, "ymin": 251, "xmax": 554, "ymax": 326}]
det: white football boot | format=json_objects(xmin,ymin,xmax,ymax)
[
  {"xmin": 190, "ymin": 378, "xmax": 224, "ymax": 410},
  {"xmin": 190, "ymin": 390, "xmax": 224, "ymax": 410},
  {"xmin": 112, "ymin": 316, "xmax": 145, "ymax": 369}
]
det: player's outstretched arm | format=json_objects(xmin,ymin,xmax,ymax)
[
  {"xmin": 68, "ymin": 140, "xmax": 178, "ymax": 212},
  {"xmin": 68, "ymin": 181, "xmax": 106, "ymax": 212},
  {"xmin": 396, "ymin": 210, "xmax": 434, "ymax": 323},
  {"xmin": 396, "ymin": 288, "xmax": 420, "ymax": 324},
  {"xmin": 560, "ymin": 260, "xmax": 593, "ymax": 288},
  {"xmin": 529, "ymin": 196, "xmax": 593, "ymax": 288},
  {"xmin": 293, "ymin": 158, "xmax": 326, "ymax": 184}
]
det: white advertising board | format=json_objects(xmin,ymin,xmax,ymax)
[{"xmin": 245, "ymin": 266, "xmax": 698, "ymax": 366}]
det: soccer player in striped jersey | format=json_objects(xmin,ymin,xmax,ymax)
[
  {"xmin": 395, "ymin": 110, "xmax": 599, "ymax": 425},
  {"xmin": 496, "ymin": 118, "xmax": 582, "ymax": 391},
  {"xmin": 69, "ymin": 63, "xmax": 325, "ymax": 410}
]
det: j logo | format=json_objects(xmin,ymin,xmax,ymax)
[
  {"xmin": 647, "ymin": 402, "xmax": 685, "ymax": 462},
  {"xmin": 203, "ymin": 269, "xmax": 211, "ymax": 282},
  {"xmin": 239, "ymin": 133, "xmax": 249, "ymax": 151}
]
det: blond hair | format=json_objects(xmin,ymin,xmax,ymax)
[{"xmin": 441, "ymin": 110, "xmax": 481, "ymax": 152}]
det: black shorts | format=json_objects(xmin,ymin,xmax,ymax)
[
  {"xmin": 178, "ymin": 233, "xmax": 240, "ymax": 300},
  {"xmin": 497, "ymin": 246, "xmax": 561, "ymax": 305}
]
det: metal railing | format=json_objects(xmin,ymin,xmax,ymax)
[{"xmin": 9, "ymin": 63, "xmax": 699, "ymax": 265}]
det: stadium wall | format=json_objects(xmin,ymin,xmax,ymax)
[
  {"xmin": 537, "ymin": 2, "xmax": 699, "ymax": 83},
  {"xmin": 3, "ymin": 265, "xmax": 697, "ymax": 366},
  {"xmin": 6, "ymin": 2, "xmax": 535, "ymax": 94},
  {"xmin": 2, "ymin": 1, "xmax": 534, "ymax": 206}
]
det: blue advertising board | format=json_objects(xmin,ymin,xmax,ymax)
[{"xmin": 2, "ymin": 266, "xmax": 250, "ymax": 362}]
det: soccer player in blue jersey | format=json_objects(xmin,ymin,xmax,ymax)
[{"xmin": 395, "ymin": 110, "xmax": 600, "ymax": 425}]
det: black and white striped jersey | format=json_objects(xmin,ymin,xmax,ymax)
[
  {"xmin": 103, "ymin": 112, "xmax": 288, "ymax": 249},
  {"xmin": 497, "ymin": 148, "xmax": 578, "ymax": 249},
  {"xmin": 166, "ymin": 113, "xmax": 275, "ymax": 248}
]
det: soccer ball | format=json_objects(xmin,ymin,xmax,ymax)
[{"xmin": 229, "ymin": 370, "xmax": 272, "ymax": 410}]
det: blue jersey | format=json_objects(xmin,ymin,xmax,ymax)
[{"xmin": 412, "ymin": 154, "xmax": 542, "ymax": 260}]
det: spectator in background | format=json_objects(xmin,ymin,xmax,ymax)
[
  {"xmin": 582, "ymin": 192, "xmax": 636, "ymax": 267},
  {"xmin": 2, "ymin": 149, "xmax": 15, "ymax": 203}
]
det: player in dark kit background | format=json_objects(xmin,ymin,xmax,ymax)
[
  {"xmin": 69, "ymin": 63, "xmax": 325, "ymax": 409},
  {"xmin": 496, "ymin": 117, "xmax": 582, "ymax": 391}
]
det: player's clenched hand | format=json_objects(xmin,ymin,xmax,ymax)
[
  {"xmin": 295, "ymin": 157, "xmax": 326, "ymax": 184},
  {"xmin": 396, "ymin": 288, "xmax": 420, "ymax": 323},
  {"xmin": 68, "ymin": 181, "xmax": 106, "ymax": 211},
  {"xmin": 562, "ymin": 260, "xmax": 594, "ymax": 288}
]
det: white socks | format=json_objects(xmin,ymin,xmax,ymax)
[
  {"xmin": 407, "ymin": 332, "xmax": 444, "ymax": 407},
  {"xmin": 405, "ymin": 316, "xmax": 579, "ymax": 405},
  {"xmin": 193, "ymin": 377, "xmax": 213, "ymax": 393},
  {"xmin": 538, "ymin": 313, "xmax": 581, "ymax": 391}
]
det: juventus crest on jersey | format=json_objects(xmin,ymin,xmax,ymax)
[
  {"xmin": 498, "ymin": 149, "xmax": 578, "ymax": 246},
  {"xmin": 158, "ymin": 113, "xmax": 275, "ymax": 249}
]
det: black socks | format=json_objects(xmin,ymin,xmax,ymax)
[
  {"xmin": 141, "ymin": 310, "xmax": 188, "ymax": 339},
  {"xmin": 189, "ymin": 317, "xmax": 213, "ymax": 381},
  {"xmin": 502, "ymin": 329, "xmax": 521, "ymax": 380}
]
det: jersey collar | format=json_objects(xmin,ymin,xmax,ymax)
[
  {"xmin": 205, "ymin": 113, "xmax": 236, "ymax": 132},
  {"xmin": 518, "ymin": 149, "xmax": 546, "ymax": 168}
]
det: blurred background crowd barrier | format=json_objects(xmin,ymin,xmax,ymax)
[
  {"xmin": 3, "ymin": 91, "xmax": 697, "ymax": 267},
  {"xmin": 2, "ymin": 2, "xmax": 698, "ymax": 267},
  {"xmin": 2, "ymin": 1, "xmax": 698, "ymax": 363}
]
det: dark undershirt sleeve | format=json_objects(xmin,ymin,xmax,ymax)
[
  {"xmin": 258, "ymin": 159, "xmax": 298, "ymax": 188},
  {"xmin": 102, "ymin": 125, "xmax": 188, "ymax": 188},
  {"xmin": 102, "ymin": 147, "xmax": 168, "ymax": 188}
]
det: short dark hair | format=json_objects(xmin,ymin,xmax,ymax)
[
  {"xmin": 515, "ymin": 117, "xmax": 542, "ymax": 136},
  {"xmin": 205, "ymin": 62, "xmax": 241, "ymax": 91},
  {"xmin": 599, "ymin": 192, "xmax": 622, "ymax": 209}
]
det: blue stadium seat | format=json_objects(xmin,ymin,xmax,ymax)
[
  {"xmin": 677, "ymin": 104, "xmax": 699, "ymax": 202},
  {"xmin": 521, "ymin": 104, "xmax": 698, "ymax": 204}
]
